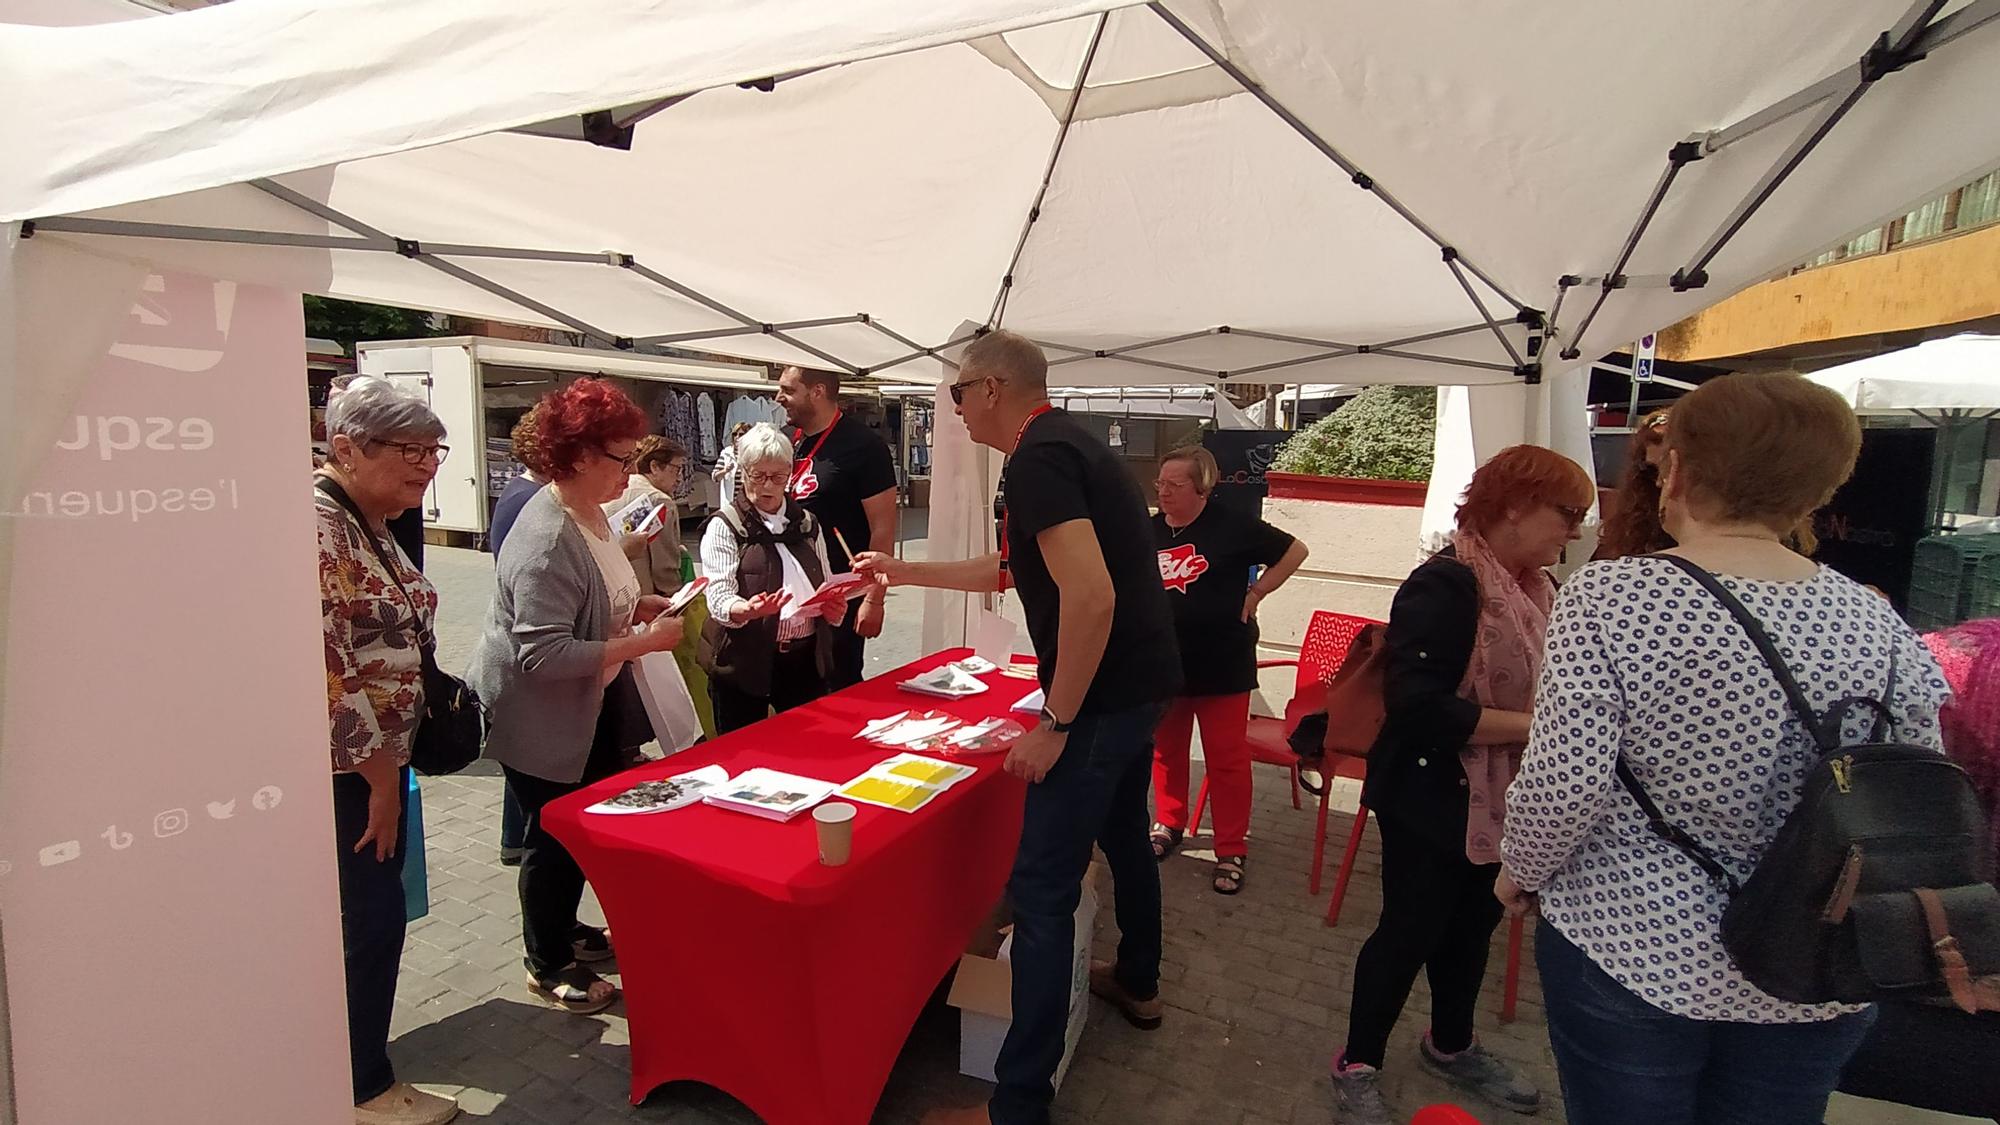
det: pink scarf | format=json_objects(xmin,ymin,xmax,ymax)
[{"xmin": 1451, "ymin": 530, "xmax": 1555, "ymax": 864}]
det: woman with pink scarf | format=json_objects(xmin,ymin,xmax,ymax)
[{"xmin": 1331, "ymin": 445, "xmax": 1594, "ymax": 1125}]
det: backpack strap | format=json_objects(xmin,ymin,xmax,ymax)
[
  {"xmin": 1614, "ymin": 757, "xmax": 1743, "ymax": 895},
  {"xmin": 1657, "ymin": 554, "xmax": 1839, "ymax": 754}
]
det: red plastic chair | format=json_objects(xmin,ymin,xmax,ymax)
[{"xmin": 1190, "ymin": 610, "xmax": 1376, "ymax": 895}]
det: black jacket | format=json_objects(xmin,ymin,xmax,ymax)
[{"xmin": 1359, "ymin": 546, "xmax": 1484, "ymax": 858}]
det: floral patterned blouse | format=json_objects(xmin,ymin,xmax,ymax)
[{"xmin": 317, "ymin": 486, "xmax": 437, "ymax": 773}]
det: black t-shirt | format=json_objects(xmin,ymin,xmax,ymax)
[
  {"xmin": 1004, "ymin": 409, "xmax": 1182, "ymax": 715},
  {"xmin": 1152, "ymin": 504, "xmax": 1295, "ymax": 696},
  {"xmin": 790, "ymin": 413, "xmax": 896, "ymax": 573}
]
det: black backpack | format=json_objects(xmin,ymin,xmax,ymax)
[{"xmin": 1618, "ymin": 556, "xmax": 2000, "ymax": 1012}]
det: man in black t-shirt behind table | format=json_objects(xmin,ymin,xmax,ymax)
[
  {"xmin": 776, "ymin": 365, "xmax": 899, "ymax": 689},
  {"xmin": 854, "ymin": 331, "xmax": 1181, "ymax": 1125}
]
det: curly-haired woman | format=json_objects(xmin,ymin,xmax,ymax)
[{"xmin": 467, "ymin": 378, "xmax": 684, "ymax": 1014}]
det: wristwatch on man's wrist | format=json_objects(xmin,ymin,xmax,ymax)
[{"xmin": 1038, "ymin": 706, "xmax": 1073, "ymax": 734}]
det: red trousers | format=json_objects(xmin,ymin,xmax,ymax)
[{"xmin": 1152, "ymin": 693, "xmax": 1252, "ymax": 857}]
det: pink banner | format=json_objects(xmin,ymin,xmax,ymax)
[{"xmin": 1, "ymin": 274, "xmax": 350, "ymax": 1123}]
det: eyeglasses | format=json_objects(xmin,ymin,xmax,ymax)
[
  {"xmin": 948, "ymin": 374, "xmax": 987, "ymax": 406},
  {"xmin": 744, "ymin": 469, "xmax": 790, "ymax": 487},
  {"xmin": 601, "ymin": 446, "xmax": 639, "ymax": 470},
  {"xmin": 1153, "ymin": 478, "xmax": 1193, "ymax": 494},
  {"xmin": 371, "ymin": 440, "xmax": 449, "ymax": 465},
  {"xmin": 1553, "ymin": 504, "xmax": 1589, "ymax": 529}
]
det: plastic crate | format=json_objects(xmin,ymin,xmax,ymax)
[
  {"xmin": 1970, "ymin": 551, "xmax": 2000, "ymax": 622},
  {"xmin": 1908, "ymin": 533, "xmax": 2000, "ymax": 631}
]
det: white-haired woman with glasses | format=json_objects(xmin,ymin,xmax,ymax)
[
  {"xmin": 315, "ymin": 377, "xmax": 460, "ymax": 1125},
  {"xmin": 698, "ymin": 423, "xmax": 848, "ymax": 733}
]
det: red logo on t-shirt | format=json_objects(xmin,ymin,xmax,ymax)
[
  {"xmin": 1157, "ymin": 544, "xmax": 1209, "ymax": 593},
  {"xmin": 788, "ymin": 459, "xmax": 820, "ymax": 500}
]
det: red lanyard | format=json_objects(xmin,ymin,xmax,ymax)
[
  {"xmin": 788, "ymin": 411, "xmax": 839, "ymax": 494},
  {"xmin": 997, "ymin": 405, "xmax": 1054, "ymax": 587}
]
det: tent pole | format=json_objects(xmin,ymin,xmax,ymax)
[
  {"xmin": 1557, "ymin": 145, "xmax": 1702, "ymax": 360},
  {"xmin": 1670, "ymin": 0, "xmax": 1950, "ymax": 291},
  {"xmin": 1444, "ymin": 254, "xmax": 1525, "ymax": 367},
  {"xmin": 987, "ymin": 11, "xmax": 1109, "ymax": 328}
]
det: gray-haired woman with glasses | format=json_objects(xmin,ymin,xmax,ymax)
[{"xmin": 314, "ymin": 376, "xmax": 460, "ymax": 1125}]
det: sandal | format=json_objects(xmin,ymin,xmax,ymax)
[
  {"xmin": 1213, "ymin": 855, "xmax": 1246, "ymax": 896},
  {"xmin": 571, "ymin": 925, "xmax": 615, "ymax": 964},
  {"xmin": 1149, "ymin": 823, "xmax": 1185, "ymax": 862},
  {"xmin": 527, "ymin": 964, "xmax": 620, "ymax": 1015}
]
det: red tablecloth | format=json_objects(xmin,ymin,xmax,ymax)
[{"xmin": 543, "ymin": 648, "xmax": 1031, "ymax": 1124}]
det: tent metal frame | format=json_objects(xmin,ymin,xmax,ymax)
[
  {"xmin": 1555, "ymin": 0, "xmax": 2000, "ymax": 360},
  {"xmin": 13, "ymin": 2, "xmax": 1547, "ymax": 388},
  {"xmin": 19, "ymin": 0, "xmax": 1999, "ymax": 387}
]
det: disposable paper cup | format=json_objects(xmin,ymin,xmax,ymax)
[{"xmin": 814, "ymin": 802, "xmax": 857, "ymax": 866}]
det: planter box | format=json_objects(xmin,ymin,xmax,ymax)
[{"xmin": 1265, "ymin": 471, "xmax": 1427, "ymax": 507}]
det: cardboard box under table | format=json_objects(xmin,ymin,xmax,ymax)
[{"xmin": 949, "ymin": 882, "xmax": 1099, "ymax": 1092}]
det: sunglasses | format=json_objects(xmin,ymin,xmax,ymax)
[{"xmin": 948, "ymin": 374, "xmax": 987, "ymax": 406}]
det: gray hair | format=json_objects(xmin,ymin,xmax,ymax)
[
  {"xmin": 735, "ymin": 423, "xmax": 795, "ymax": 472},
  {"xmin": 326, "ymin": 375, "xmax": 446, "ymax": 445}
]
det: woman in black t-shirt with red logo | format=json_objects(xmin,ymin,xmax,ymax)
[{"xmin": 1149, "ymin": 446, "xmax": 1309, "ymax": 894}]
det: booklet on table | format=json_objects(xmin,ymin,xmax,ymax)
[
  {"xmin": 702, "ymin": 767, "xmax": 840, "ymax": 822},
  {"xmin": 898, "ymin": 663, "xmax": 990, "ymax": 699},
  {"xmin": 838, "ymin": 753, "xmax": 978, "ymax": 813},
  {"xmin": 585, "ymin": 765, "xmax": 729, "ymax": 815}
]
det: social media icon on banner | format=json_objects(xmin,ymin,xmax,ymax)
[
  {"xmin": 252, "ymin": 786, "xmax": 283, "ymax": 812},
  {"xmin": 154, "ymin": 809, "xmax": 189, "ymax": 838},
  {"xmin": 102, "ymin": 826, "xmax": 135, "ymax": 851},
  {"xmin": 206, "ymin": 799, "xmax": 237, "ymax": 821},
  {"xmin": 39, "ymin": 841, "xmax": 82, "ymax": 867}
]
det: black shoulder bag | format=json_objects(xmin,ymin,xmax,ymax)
[
  {"xmin": 315, "ymin": 476, "xmax": 484, "ymax": 776},
  {"xmin": 1618, "ymin": 555, "xmax": 2000, "ymax": 1011}
]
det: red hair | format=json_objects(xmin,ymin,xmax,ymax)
[
  {"xmin": 1455, "ymin": 444, "xmax": 1596, "ymax": 534},
  {"xmin": 522, "ymin": 377, "xmax": 649, "ymax": 481}
]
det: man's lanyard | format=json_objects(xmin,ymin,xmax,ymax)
[
  {"xmin": 788, "ymin": 411, "xmax": 839, "ymax": 496},
  {"xmin": 996, "ymin": 404, "xmax": 1054, "ymax": 592}
]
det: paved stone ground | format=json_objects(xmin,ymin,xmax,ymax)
[{"xmin": 404, "ymin": 537, "xmax": 1564, "ymax": 1125}]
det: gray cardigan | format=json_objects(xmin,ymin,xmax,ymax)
[{"xmin": 468, "ymin": 488, "xmax": 650, "ymax": 783}]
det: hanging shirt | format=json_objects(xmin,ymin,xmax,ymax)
[
  {"xmin": 790, "ymin": 413, "xmax": 896, "ymax": 573},
  {"xmin": 695, "ymin": 391, "xmax": 719, "ymax": 462},
  {"xmin": 1004, "ymin": 408, "xmax": 1182, "ymax": 715},
  {"xmin": 1152, "ymin": 503, "xmax": 1296, "ymax": 696}
]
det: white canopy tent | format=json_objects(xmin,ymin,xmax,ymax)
[
  {"xmin": 8, "ymin": 1, "xmax": 2000, "ymax": 1118},
  {"xmin": 8, "ymin": 0, "xmax": 2000, "ymax": 528},
  {"xmin": 1804, "ymin": 332, "xmax": 2000, "ymax": 414},
  {"xmin": 1804, "ymin": 332, "xmax": 2000, "ymax": 531}
]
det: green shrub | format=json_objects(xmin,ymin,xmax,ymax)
[{"xmin": 1270, "ymin": 386, "xmax": 1435, "ymax": 481}]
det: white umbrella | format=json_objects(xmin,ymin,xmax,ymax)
[{"xmin": 1805, "ymin": 332, "xmax": 2000, "ymax": 531}]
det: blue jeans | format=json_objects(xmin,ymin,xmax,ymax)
[
  {"xmin": 1538, "ymin": 920, "xmax": 1878, "ymax": 1125},
  {"xmin": 989, "ymin": 700, "xmax": 1167, "ymax": 1125},
  {"xmin": 334, "ymin": 769, "xmax": 408, "ymax": 1105}
]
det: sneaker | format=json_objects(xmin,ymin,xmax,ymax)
[
  {"xmin": 1418, "ymin": 1033, "xmax": 1541, "ymax": 1115},
  {"xmin": 355, "ymin": 1082, "xmax": 459, "ymax": 1125},
  {"xmin": 1330, "ymin": 1059, "xmax": 1393, "ymax": 1125}
]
